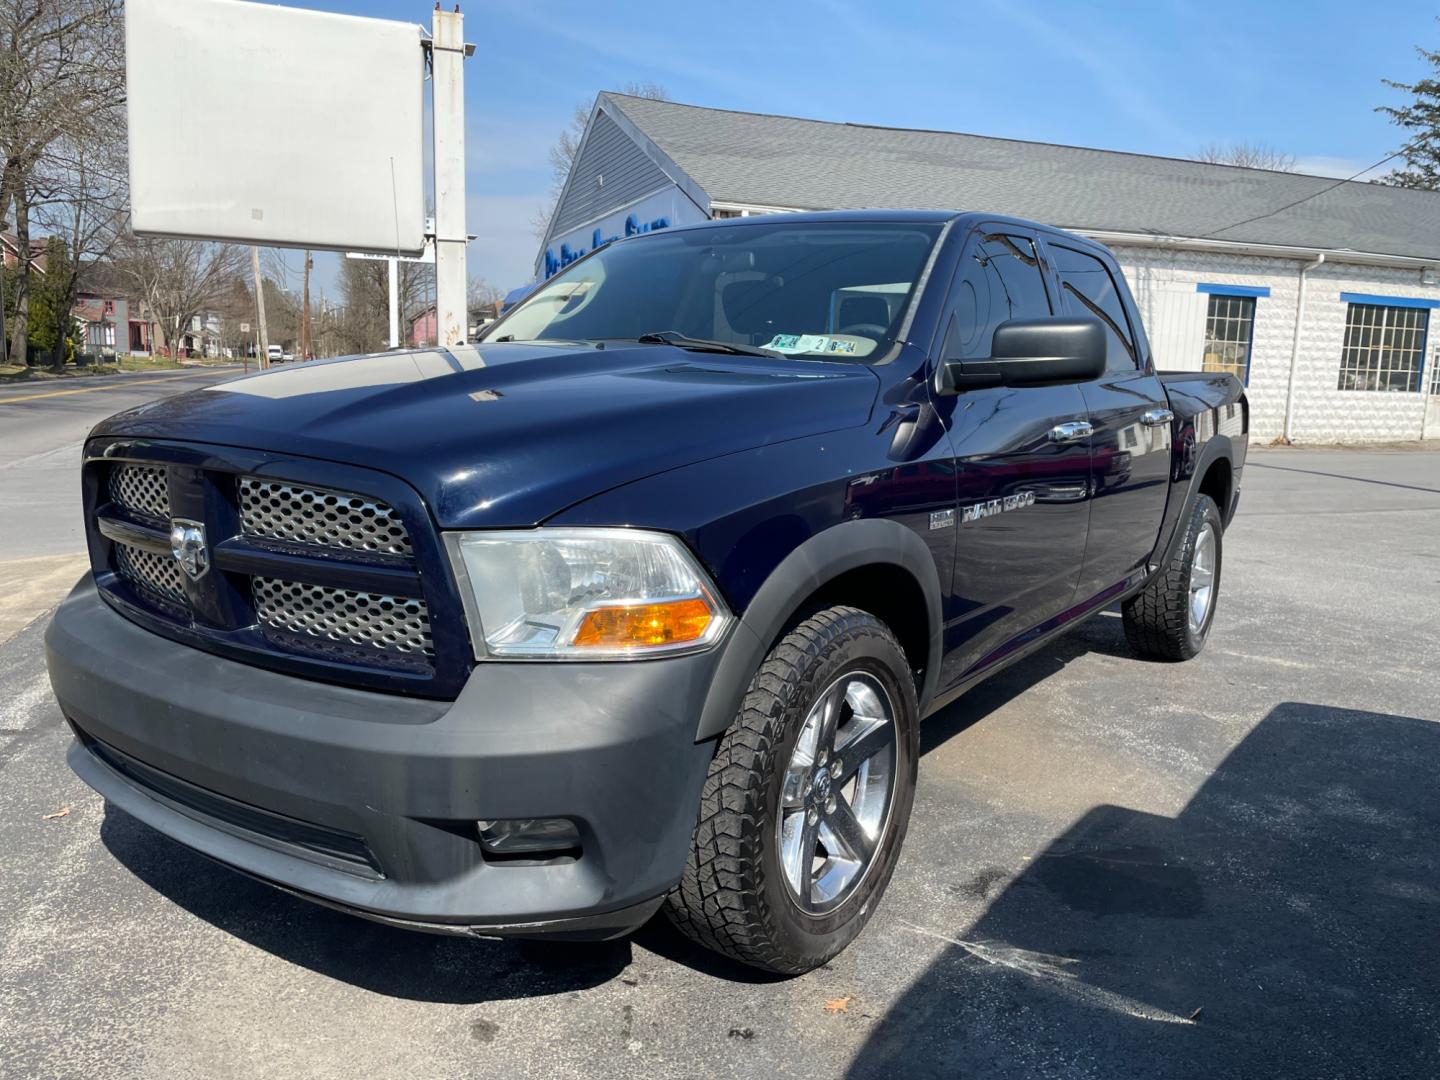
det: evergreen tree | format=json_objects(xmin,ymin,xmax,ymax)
[
  {"xmin": 1378, "ymin": 36, "xmax": 1440, "ymax": 188},
  {"xmin": 28, "ymin": 238, "xmax": 77, "ymax": 366}
]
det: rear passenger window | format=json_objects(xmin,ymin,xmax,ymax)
[
  {"xmin": 1050, "ymin": 245, "xmax": 1138, "ymax": 372},
  {"xmin": 942, "ymin": 234, "xmax": 1052, "ymax": 360}
]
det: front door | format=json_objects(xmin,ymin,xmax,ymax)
[
  {"xmin": 932, "ymin": 228, "xmax": 1094, "ymax": 690},
  {"xmin": 1044, "ymin": 240, "xmax": 1172, "ymax": 604}
]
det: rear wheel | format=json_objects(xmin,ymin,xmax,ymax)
[
  {"xmin": 664, "ymin": 606, "xmax": 919, "ymax": 974},
  {"xmin": 1122, "ymin": 493, "xmax": 1223, "ymax": 660}
]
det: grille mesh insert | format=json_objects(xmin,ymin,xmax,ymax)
[
  {"xmin": 239, "ymin": 479, "xmax": 412, "ymax": 556},
  {"xmin": 109, "ymin": 465, "xmax": 170, "ymax": 520},
  {"xmin": 115, "ymin": 542, "xmax": 188, "ymax": 607},
  {"xmin": 252, "ymin": 577, "xmax": 433, "ymax": 657}
]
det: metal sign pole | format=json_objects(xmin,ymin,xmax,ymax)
[
  {"xmin": 388, "ymin": 256, "xmax": 400, "ymax": 349},
  {"xmin": 430, "ymin": 7, "xmax": 468, "ymax": 347}
]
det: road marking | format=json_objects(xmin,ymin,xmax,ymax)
[
  {"xmin": 0, "ymin": 372, "xmax": 211, "ymax": 405},
  {"xmin": 0, "ymin": 440, "xmax": 85, "ymax": 471}
]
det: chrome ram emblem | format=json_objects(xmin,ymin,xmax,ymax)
[{"xmin": 168, "ymin": 519, "xmax": 209, "ymax": 580}]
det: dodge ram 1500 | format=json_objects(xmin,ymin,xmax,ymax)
[{"xmin": 47, "ymin": 210, "xmax": 1247, "ymax": 973}]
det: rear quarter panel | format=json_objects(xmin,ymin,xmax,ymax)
[{"xmin": 1155, "ymin": 371, "xmax": 1249, "ymax": 553}]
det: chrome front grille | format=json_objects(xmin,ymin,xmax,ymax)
[
  {"xmin": 252, "ymin": 577, "xmax": 434, "ymax": 657},
  {"xmin": 109, "ymin": 464, "xmax": 171, "ymax": 520},
  {"xmin": 114, "ymin": 542, "xmax": 187, "ymax": 607},
  {"xmin": 238, "ymin": 479, "xmax": 412, "ymax": 556}
]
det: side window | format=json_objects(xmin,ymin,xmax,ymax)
[
  {"xmin": 942, "ymin": 233, "xmax": 1051, "ymax": 360},
  {"xmin": 1050, "ymin": 244, "xmax": 1138, "ymax": 372}
]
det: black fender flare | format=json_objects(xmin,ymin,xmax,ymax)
[
  {"xmin": 1155, "ymin": 431, "xmax": 1234, "ymax": 574},
  {"xmin": 695, "ymin": 518, "xmax": 944, "ymax": 741}
]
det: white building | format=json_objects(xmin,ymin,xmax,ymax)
[{"xmin": 539, "ymin": 94, "xmax": 1440, "ymax": 442}]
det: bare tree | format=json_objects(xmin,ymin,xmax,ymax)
[
  {"xmin": 0, "ymin": 0, "xmax": 124, "ymax": 362},
  {"xmin": 334, "ymin": 256, "xmax": 430, "ymax": 354},
  {"xmin": 110, "ymin": 234, "xmax": 245, "ymax": 356},
  {"xmin": 468, "ymin": 276, "xmax": 503, "ymax": 316},
  {"xmin": 532, "ymin": 82, "xmax": 667, "ymax": 241},
  {"xmin": 31, "ymin": 134, "xmax": 127, "ymax": 358},
  {"xmin": 1193, "ymin": 141, "xmax": 1297, "ymax": 171}
]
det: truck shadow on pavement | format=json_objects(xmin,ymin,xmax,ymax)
[
  {"xmin": 98, "ymin": 809, "xmax": 633, "ymax": 1004},
  {"xmin": 846, "ymin": 700, "xmax": 1440, "ymax": 1079},
  {"xmin": 93, "ymin": 607, "xmax": 1143, "ymax": 1000}
]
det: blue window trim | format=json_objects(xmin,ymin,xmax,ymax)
[
  {"xmin": 1199, "ymin": 289, "xmax": 1258, "ymax": 386},
  {"xmin": 1196, "ymin": 283, "xmax": 1270, "ymax": 298},
  {"xmin": 1338, "ymin": 294, "xmax": 1433, "ymax": 393},
  {"xmin": 1339, "ymin": 291, "xmax": 1440, "ymax": 310}
]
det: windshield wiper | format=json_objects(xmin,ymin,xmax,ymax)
[{"xmin": 635, "ymin": 331, "xmax": 780, "ymax": 358}]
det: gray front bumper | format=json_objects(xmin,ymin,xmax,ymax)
[{"xmin": 46, "ymin": 577, "xmax": 720, "ymax": 937}]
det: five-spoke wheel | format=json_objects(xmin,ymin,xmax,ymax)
[
  {"xmin": 665, "ymin": 606, "xmax": 919, "ymax": 974},
  {"xmin": 778, "ymin": 672, "xmax": 897, "ymax": 914}
]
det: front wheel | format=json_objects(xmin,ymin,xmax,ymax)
[
  {"xmin": 1122, "ymin": 493, "xmax": 1223, "ymax": 660},
  {"xmin": 664, "ymin": 606, "xmax": 919, "ymax": 975}
]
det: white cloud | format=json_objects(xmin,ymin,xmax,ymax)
[{"xmin": 1292, "ymin": 155, "xmax": 1392, "ymax": 181}]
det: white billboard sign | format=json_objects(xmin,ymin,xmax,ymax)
[{"xmin": 125, "ymin": 0, "xmax": 426, "ymax": 255}]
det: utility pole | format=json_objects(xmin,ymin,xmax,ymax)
[
  {"xmin": 251, "ymin": 245, "xmax": 270, "ymax": 369},
  {"xmin": 430, "ymin": 6, "xmax": 469, "ymax": 347},
  {"xmin": 300, "ymin": 248, "xmax": 312, "ymax": 360}
]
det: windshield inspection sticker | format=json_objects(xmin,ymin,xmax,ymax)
[
  {"xmin": 763, "ymin": 333, "xmax": 876, "ymax": 357},
  {"xmin": 764, "ymin": 334, "xmax": 831, "ymax": 354}
]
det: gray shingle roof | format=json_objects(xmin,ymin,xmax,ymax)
[{"xmin": 605, "ymin": 94, "xmax": 1440, "ymax": 263}]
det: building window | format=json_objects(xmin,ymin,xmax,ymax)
[
  {"xmin": 1202, "ymin": 294, "xmax": 1255, "ymax": 383},
  {"xmin": 1337, "ymin": 302, "xmax": 1427, "ymax": 392}
]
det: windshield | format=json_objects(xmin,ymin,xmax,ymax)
[{"xmin": 482, "ymin": 221, "xmax": 944, "ymax": 361}]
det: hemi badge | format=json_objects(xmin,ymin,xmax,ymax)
[{"xmin": 929, "ymin": 509, "xmax": 955, "ymax": 531}]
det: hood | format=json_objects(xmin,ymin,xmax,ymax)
[{"xmin": 93, "ymin": 343, "xmax": 879, "ymax": 527}]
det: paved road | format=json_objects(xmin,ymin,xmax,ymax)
[
  {"xmin": 0, "ymin": 368, "xmax": 240, "ymax": 642},
  {"xmin": 0, "ymin": 368, "xmax": 241, "ymax": 560},
  {"xmin": 2, "ymin": 447, "xmax": 1438, "ymax": 1079}
]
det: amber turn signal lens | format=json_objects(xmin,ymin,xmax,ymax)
[{"xmin": 572, "ymin": 597, "xmax": 714, "ymax": 649}]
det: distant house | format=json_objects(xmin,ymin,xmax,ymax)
[
  {"xmin": 175, "ymin": 311, "xmax": 224, "ymax": 358},
  {"xmin": 410, "ymin": 306, "xmax": 436, "ymax": 348},
  {"xmin": 1, "ymin": 231, "xmax": 49, "ymax": 272},
  {"xmin": 72, "ymin": 266, "xmax": 159, "ymax": 356},
  {"xmin": 411, "ymin": 302, "xmax": 502, "ymax": 346}
]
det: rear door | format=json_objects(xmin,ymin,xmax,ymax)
[
  {"xmin": 933, "ymin": 226, "xmax": 1093, "ymax": 689},
  {"xmin": 1042, "ymin": 239, "xmax": 1172, "ymax": 604}
]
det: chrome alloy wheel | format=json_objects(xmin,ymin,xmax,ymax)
[
  {"xmin": 1189, "ymin": 521, "xmax": 1217, "ymax": 634},
  {"xmin": 777, "ymin": 671, "xmax": 898, "ymax": 915}
]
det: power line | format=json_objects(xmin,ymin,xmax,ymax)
[{"xmin": 1198, "ymin": 148, "xmax": 1409, "ymax": 240}]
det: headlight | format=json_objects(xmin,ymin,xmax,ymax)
[{"xmin": 444, "ymin": 528, "xmax": 730, "ymax": 659}]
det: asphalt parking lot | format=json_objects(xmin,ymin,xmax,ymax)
[{"xmin": 2, "ymin": 424, "xmax": 1437, "ymax": 1077}]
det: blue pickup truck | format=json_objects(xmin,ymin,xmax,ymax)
[{"xmin": 47, "ymin": 211, "xmax": 1246, "ymax": 974}]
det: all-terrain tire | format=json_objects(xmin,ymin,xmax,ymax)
[
  {"xmin": 664, "ymin": 606, "xmax": 919, "ymax": 975},
  {"xmin": 1122, "ymin": 493, "xmax": 1223, "ymax": 661}
]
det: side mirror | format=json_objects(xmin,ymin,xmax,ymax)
[{"xmin": 935, "ymin": 317, "xmax": 1107, "ymax": 395}]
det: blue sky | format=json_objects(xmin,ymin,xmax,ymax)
[{"xmin": 283, "ymin": 0, "xmax": 1440, "ymax": 300}]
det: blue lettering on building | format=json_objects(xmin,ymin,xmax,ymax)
[{"xmin": 543, "ymin": 213, "xmax": 670, "ymax": 277}]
